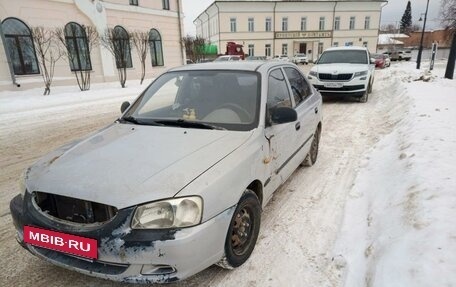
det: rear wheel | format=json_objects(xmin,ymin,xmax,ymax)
[
  {"xmin": 302, "ymin": 125, "xmax": 321, "ymax": 167},
  {"xmin": 217, "ymin": 190, "xmax": 261, "ymax": 269}
]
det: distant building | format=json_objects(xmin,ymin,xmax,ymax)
[
  {"xmin": 377, "ymin": 33, "xmax": 409, "ymax": 51},
  {"xmin": 194, "ymin": 0, "xmax": 387, "ymax": 62},
  {"xmin": 401, "ymin": 29, "xmax": 455, "ymax": 49},
  {"xmin": 0, "ymin": 0, "xmax": 185, "ymax": 90}
]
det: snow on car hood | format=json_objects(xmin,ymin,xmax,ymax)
[
  {"xmin": 26, "ymin": 123, "xmax": 253, "ymax": 209},
  {"xmin": 311, "ymin": 63, "xmax": 369, "ymax": 74}
]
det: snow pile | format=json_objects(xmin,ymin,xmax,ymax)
[
  {"xmin": 334, "ymin": 62, "xmax": 456, "ymax": 286},
  {"xmin": 378, "ymin": 34, "xmax": 409, "ymax": 45}
]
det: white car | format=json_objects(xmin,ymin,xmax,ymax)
[
  {"xmin": 273, "ymin": 55, "xmax": 290, "ymax": 62},
  {"xmin": 307, "ymin": 46, "xmax": 375, "ymax": 102},
  {"xmin": 11, "ymin": 61, "xmax": 322, "ymax": 283},
  {"xmin": 292, "ymin": 53, "xmax": 309, "ymax": 65},
  {"xmin": 214, "ymin": 55, "xmax": 242, "ymax": 61}
]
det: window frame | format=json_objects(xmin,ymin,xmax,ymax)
[
  {"xmin": 248, "ymin": 17, "xmax": 255, "ymax": 32},
  {"xmin": 248, "ymin": 44, "xmax": 254, "ymax": 56},
  {"xmin": 349, "ymin": 16, "xmax": 356, "ymax": 30},
  {"xmin": 301, "ymin": 17, "xmax": 307, "ymax": 31},
  {"xmin": 149, "ymin": 28, "xmax": 164, "ymax": 67},
  {"xmin": 319, "ymin": 17, "xmax": 325, "ymax": 31},
  {"xmin": 113, "ymin": 25, "xmax": 133, "ymax": 69},
  {"xmin": 282, "ymin": 17, "xmax": 288, "ymax": 31},
  {"xmin": 230, "ymin": 17, "xmax": 237, "ymax": 32},
  {"xmin": 162, "ymin": 0, "xmax": 170, "ymax": 10},
  {"xmin": 265, "ymin": 44, "xmax": 271, "ymax": 57},
  {"xmin": 282, "ymin": 43, "xmax": 288, "ymax": 55},
  {"xmin": 2, "ymin": 17, "xmax": 40, "ymax": 75},
  {"xmin": 334, "ymin": 16, "xmax": 340, "ymax": 31},
  {"xmin": 265, "ymin": 17, "xmax": 272, "ymax": 32},
  {"xmin": 64, "ymin": 22, "xmax": 92, "ymax": 72},
  {"xmin": 364, "ymin": 16, "xmax": 371, "ymax": 29},
  {"xmin": 129, "ymin": 0, "xmax": 139, "ymax": 6}
]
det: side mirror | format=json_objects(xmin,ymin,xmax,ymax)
[
  {"xmin": 121, "ymin": 101, "xmax": 130, "ymax": 113},
  {"xmin": 270, "ymin": 106, "xmax": 297, "ymax": 124}
]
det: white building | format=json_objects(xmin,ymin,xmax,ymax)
[
  {"xmin": 194, "ymin": 0, "xmax": 387, "ymax": 61},
  {"xmin": 0, "ymin": 0, "xmax": 185, "ymax": 91}
]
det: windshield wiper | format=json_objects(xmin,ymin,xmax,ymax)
[
  {"xmin": 119, "ymin": 116, "xmax": 163, "ymax": 126},
  {"xmin": 155, "ymin": 119, "xmax": 226, "ymax": 130}
]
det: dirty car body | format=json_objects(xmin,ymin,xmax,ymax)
[{"xmin": 10, "ymin": 61, "xmax": 322, "ymax": 283}]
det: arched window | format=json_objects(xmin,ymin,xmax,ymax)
[
  {"xmin": 113, "ymin": 26, "xmax": 132, "ymax": 68},
  {"xmin": 64, "ymin": 22, "xmax": 92, "ymax": 71},
  {"xmin": 2, "ymin": 17, "xmax": 39, "ymax": 75},
  {"xmin": 149, "ymin": 29, "xmax": 164, "ymax": 66}
]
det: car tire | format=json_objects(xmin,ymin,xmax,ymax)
[
  {"xmin": 358, "ymin": 88, "xmax": 369, "ymax": 103},
  {"xmin": 302, "ymin": 125, "xmax": 321, "ymax": 167},
  {"xmin": 216, "ymin": 190, "xmax": 261, "ymax": 269},
  {"xmin": 368, "ymin": 78, "xmax": 373, "ymax": 94}
]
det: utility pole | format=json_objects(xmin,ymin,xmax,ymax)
[{"xmin": 416, "ymin": 0, "xmax": 430, "ymax": 69}]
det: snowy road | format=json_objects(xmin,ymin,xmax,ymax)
[{"xmin": 0, "ymin": 64, "xmax": 431, "ymax": 286}]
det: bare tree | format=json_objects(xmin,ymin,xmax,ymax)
[
  {"xmin": 380, "ymin": 24, "xmax": 398, "ymax": 34},
  {"xmin": 440, "ymin": 0, "xmax": 456, "ymax": 79},
  {"xmin": 130, "ymin": 31, "xmax": 149, "ymax": 84},
  {"xmin": 181, "ymin": 35, "xmax": 208, "ymax": 63},
  {"xmin": 29, "ymin": 27, "xmax": 63, "ymax": 95},
  {"xmin": 101, "ymin": 28, "xmax": 132, "ymax": 88},
  {"xmin": 182, "ymin": 35, "xmax": 195, "ymax": 62},
  {"xmin": 55, "ymin": 25, "xmax": 99, "ymax": 91}
]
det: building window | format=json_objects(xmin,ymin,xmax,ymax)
[
  {"xmin": 301, "ymin": 17, "xmax": 307, "ymax": 31},
  {"xmin": 318, "ymin": 42, "xmax": 323, "ymax": 55},
  {"xmin": 2, "ymin": 17, "xmax": 40, "ymax": 75},
  {"xmin": 364, "ymin": 16, "xmax": 370, "ymax": 29},
  {"xmin": 265, "ymin": 17, "xmax": 272, "ymax": 32},
  {"xmin": 162, "ymin": 0, "xmax": 169, "ymax": 10},
  {"xmin": 64, "ymin": 22, "xmax": 92, "ymax": 71},
  {"xmin": 282, "ymin": 43, "xmax": 288, "ymax": 55},
  {"xmin": 333, "ymin": 42, "xmax": 339, "ymax": 47},
  {"xmin": 319, "ymin": 17, "xmax": 325, "ymax": 30},
  {"xmin": 230, "ymin": 18, "xmax": 237, "ymax": 32},
  {"xmin": 282, "ymin": 17, "xmax": 288, "ymax": 31},
  {"xmin": 265, "ymin": 44, "xmax": 271, "ymax": 57},
  {"xmin": 129, "ymin": 0, "xmax": 138, "ymax": 6},
  {"xmin": 248, "ymin": 17, "xmax": 254, "ymax": 32},
  {"xmin": 248, "ymin": 44, "xmax": 254, "ymax": 56},
  {"xmin": 149, "ymin": 29, "xmax": 164, "ymax": 66},
  {"xmin": 349, "ymin": 16, "xmax": 356, "ymax": 30},
  {"xmin": 113, "ymin": 26, "xmax": 133, "ymax": 68},
  {"xmin": 363, "ymin": 41, "xmax": 368, "ymax": 47},
  {"xmin": 345, "ymin": 41, "xmax": 354, "ymax": 46},
  {"xmin": 334, "ymin": 16, "xmax": 340, "ymax": 30}
]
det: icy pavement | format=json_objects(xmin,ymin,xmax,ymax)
[
  {"xmin": 334, "ymin": 62, "xmax": 456, "ymax": 287},
  {"xmin": 0, "ymin": 62, "xmax": 455, "ymax": 286}
]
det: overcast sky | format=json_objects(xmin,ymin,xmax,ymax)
[{"xmin": 182, "ymin": 0, "xmax": 443, "ymax": 36}]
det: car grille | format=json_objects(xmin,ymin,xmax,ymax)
[
  {"xmin": 314, "ymin": 84, "xmax": 365, "ymax": 91},
  {"xmin": 318, "ymin": 73, "xmax": 353, "ymax": 81},
  {"xmin": 33, "ymin": 191, "xmax": 118, "ymax": 224}
]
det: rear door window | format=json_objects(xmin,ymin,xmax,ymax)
[{"xmin": 267, "ymin": 68, "xmax": 292, "ymax": 109}]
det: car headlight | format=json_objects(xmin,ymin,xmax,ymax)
[
  {"xmin": 309, "ymin": 71, "xmax": 317, "ymax": 77},
  {"xmin": 354, "ymin": 71, "xmax": 368, "ymax": 77},
  {"xmin": 131, "ymin": 196, "xmax": 203, "ymax": 229}
]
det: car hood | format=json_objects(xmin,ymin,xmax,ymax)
[
  {"xmin": 311, "ymin": 63, "xmax": 369, "ymax": 74},
  {"xmin": 26, "ymin": 123, "xmax": 253, "ymax": 209}
]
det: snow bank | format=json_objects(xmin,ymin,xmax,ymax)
[{"xmin": 334, "ymin": 62, "xmax": 456, "ymax": 286}]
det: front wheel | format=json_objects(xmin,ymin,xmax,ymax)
[{"xmin": 217, "ymin": 190, "xmax": 261, "ymax": 269}]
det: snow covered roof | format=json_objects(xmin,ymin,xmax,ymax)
[{"xmin": 378, "ymin": 34, "xmax": 409, "ymax": 45}]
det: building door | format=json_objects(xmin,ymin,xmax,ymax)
[{"xmin": 299, "ymin": 43, "xmax": 307, "ymax": 54}]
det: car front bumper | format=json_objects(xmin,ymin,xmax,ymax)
[
  {"xmin": 308, "ymin": 76, "xmax": 366, "ymax": 95},
  {"xmin": 10, "ymin": 193, "xmax": 235, "ymax": 283}
]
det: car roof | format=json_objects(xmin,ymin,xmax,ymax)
[
  {"xmin": 169, "ymin": 61, "xmax": 290, "ymax": 72},
  {"xmin": 324, "ymin": 46, "xmax": 368, "ymax": 52}
]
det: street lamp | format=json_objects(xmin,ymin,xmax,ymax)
[{"xmin": 416, "ymin": 0, "xmax": 430, "ymax": 69}]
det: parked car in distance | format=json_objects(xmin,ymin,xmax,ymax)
[
  {"xmin": 214, "ymin": 55, "xmax": 242, "ymax": 62},
  {"xmin": 245, "ymin": 56, "xmax": 267, "ymax": 61},
  {"xmin": 372, "ymin": 53, "xmax": 387, "ymax": 69},
  {"xmin": 273, "ymin": 55, "xmax": 290, "ymax": 62},
  {"xmin": 196, "ymin": 58, "xmax": 214, "ymax": 63},
  {"xmin": 384, "ymin": 50, "xmax": 411, "ymax": 61},
  {"xmin": 11, "ymin": 61, "xmax": 322, "ymax": 283},
  {"xmin": 307, "ymin": 46, "xmax": 375, "ymax": 103},
  {"xmin": 292, "ymin": 53, "xmax": 309, "ymax": 65}
]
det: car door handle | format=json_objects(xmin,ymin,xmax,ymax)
[
  {"xmin": 295, "ymin": 122, "xmax": 301, "ymax": 131},
  {"xmin": 314, "ymin": 107, "xmax": 318, "ymax": 114}
]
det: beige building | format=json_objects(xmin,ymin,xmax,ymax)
[
  {"xmin": 0, "ymin": 0, "xmax": 185, "ymax": 91},
  {"xmin": 195, "ymin": 0, "xmax": 387, "ymax": 61}
]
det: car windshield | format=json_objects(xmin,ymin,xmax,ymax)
[
  {"xmin": 318, "ymin": 50, "xmax": 368, "ymax": 64},
  {"xmin": 123, "ymin": 70, "xmax": 260, "ymax": 131}
]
